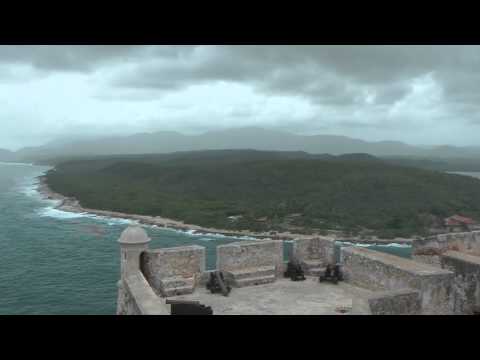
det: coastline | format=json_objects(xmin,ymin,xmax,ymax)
[
  {"xmin": 35, "ymin": 175, "xmax": 299, "ymax": 241},
  {"xmin": 35, "ymin": 174, "xmax": 413, "ymax": 246}
]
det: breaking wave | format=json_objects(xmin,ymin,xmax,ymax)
[
  {"xmin": 20, "ymin": 182, "xmax": 42, "ymax": 198},
  {"xmin": 37, "ymin": 207, "xmax": 92, "ymax": 220},
  {"xmin": 35, "ymin": 205, "xmax": 139, "ymax": 226},
  {"xmin": 159, "ymin": 226, "xmax": 257, "ymax": 241}
]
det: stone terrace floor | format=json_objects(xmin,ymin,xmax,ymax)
[{"xmin": 166, "ymin": 277, "xmax": 374, "ymax": 315}]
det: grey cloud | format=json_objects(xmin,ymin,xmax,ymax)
[
  {"xmin": 373, "ymin": 83, "xmax": 412, "ymax": 105},
  {"xmin": 108, "ymin": 45, "xmax": 480, "ymax": 111},
  {"xmin": 5, "ymin": 45, "xmax": 480, "ymax": 109},
  {"xmin": 4, "ymin": 45, "xmax": 480, "ymax": 149},
  {"xmin": 0, "ymin": 45, "xmax": 194, "ymax": 73},
  {"xmin": 107, "ymin": 46, "xmax": 449, "ymax": 106}
]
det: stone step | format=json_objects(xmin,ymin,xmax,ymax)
[
  {"xmin": 301, "ymin": 260, "xmax": 324, "ymax": 269},
  {"xmin": 229, "ymin": 266, "xmax": 276, "ymax": 280},
  {"xmin": 306, "ymin": 267, "xmax": 326, "ymax": 277},
  {"xmin": 234, "ymin": 274, "xmax": 276, "ymax": 288}
]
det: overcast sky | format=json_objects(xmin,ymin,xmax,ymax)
[{"xmin": 1, "ymin": 45, "xmax": 480, "ymax": 150}]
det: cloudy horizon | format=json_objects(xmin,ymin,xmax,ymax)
[{"xmin": 2, "ymin": 45, "xmax": 480, "ymax": 151}]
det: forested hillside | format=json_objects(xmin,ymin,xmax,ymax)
[{"xmin": 45, "ymin": 150, "xmax": 480, "ymax": 238}]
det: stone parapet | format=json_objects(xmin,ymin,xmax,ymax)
[{"xmin": 117, "ymin": 272, "xmax": 169, "ymax": 315}]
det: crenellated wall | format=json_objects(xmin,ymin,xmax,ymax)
[{"xmin": 341, "ymin": 247, "xmax": 455, "ymax": 314}]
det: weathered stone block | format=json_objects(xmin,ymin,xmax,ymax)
[
  {"xmin": 292, "ymin": 237, "xmax": 335, "ymax": 270},
  {"xmin": 217, "ymin": 240, "xmax": 284, "ymax": 277},
  {"xmin": 352, "ymin": 288, "xmax": 422, "ymax": 315},
  {"xmin": 342, "ymin": 247, "xmax": 455, "ymax": 314},
  {"xmin": 368, "ymin": 289, "xmax": 422, "ymax": 315},
  {"xmin": 413, "ymin": 231, "xmax": 480, "ymax": 257},
  {"xmin": 412, "ymin": 255, "xmax": 442, "ymax": 268},
  {"xmin": 141, "ymin": 245, "xmax": 206, "ymax": 296},
  {"xmin": 441, "ymin": 251, "xmax": 480, "ymax": 315}
]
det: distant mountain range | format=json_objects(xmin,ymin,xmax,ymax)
[{"xmin": 2, "ymin": 127, "xmax": 480, "ymax": 163}]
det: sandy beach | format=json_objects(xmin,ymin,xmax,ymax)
[{"xmin": 35, "ymin": 174, "xmax": 413, "ymax": 245}]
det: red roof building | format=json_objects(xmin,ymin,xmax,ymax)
[
  {"xmin": 444, "ymin": 215, "xmax": 476, "ymax": 226},
  {"xmin": 444, "ymin": 215, "xmax": 477, "ymax": 232}
]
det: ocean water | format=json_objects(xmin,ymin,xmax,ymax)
[{"xmin": 0, "ymin": 163, "xmax": 411, "ymax": 315}]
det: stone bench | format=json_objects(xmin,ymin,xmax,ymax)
[
  {"xmin": 227, "ymin": 265, "xmax": 276, "ymax": 288},
  {"xmin": 217, "ymin": 240, "xmax": 284, "ymax": 286},
  {"xmin": 160, "ymin": 276, "xmax": 196, "ymax": 297},
  {"xmin": 292, "ymin": 237, "xmax": 335, "ymax": 276}
]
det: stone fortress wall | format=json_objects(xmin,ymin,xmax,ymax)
[{"xmin": 117, "ymin": 226, "xmax": 480, "ymax": 315}]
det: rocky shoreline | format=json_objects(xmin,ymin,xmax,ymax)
[{"xmin": 35, "ymin": 174, "xmax": 413, "ymax": 246}]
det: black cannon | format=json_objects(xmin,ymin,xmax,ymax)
[
  {"xmin": 166, "ymin": 300, "xmax": 213, "ymax": 315},
  {"xmin": 284, "ymin": 260, "xmax": 306, "ymax": 281},
  {"xmin": 319, "ymin": 264, "xmax": 343, "ymax": 285},
  {"xmin": 206, "ymin": 271, "xmax": 231, "ymax": 296}
]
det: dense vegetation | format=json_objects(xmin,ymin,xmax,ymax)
[
  {"xmin": 383, "ymin": 156, "xmax": 480, "ymax": 172},
  {"xmin": 45, "ymin": 150, "xmax": 480, "ymax": 238}
]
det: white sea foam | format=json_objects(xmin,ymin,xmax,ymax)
[
  {"xmin": 37, "ymin": 207, "xmax": 92, "ymax": 220},
  {"xmin": 157, "ymin": 225, "xmax": 257, "ymax": 241},
  {"xmin": 336, "ymin": 241, "xmax": 411, "ymax": 248},
  {"xmin": 197, "ymin": 237, "xmax": 216, "ymax": 242},
  {"xmin": 17, "ymin": 168, "xmax": 50, "ymax": 199},
  {"xmin": 384, "ymin": 243, "xmax": 411, "ymax": 248},
  {"xmin": 36, "ymin": 205, "xmax": 139, "ymax": 226},
  {"xmin": 105, "ymin": 218, "xmax": 137, "ymax": 226},
  {"xmin": 20, "ymin": 182, "xmax": 40, "ymax": 198},
  {"xmin": 0, "ymin": 161, "xmax": 34, "ymax": 166}
]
